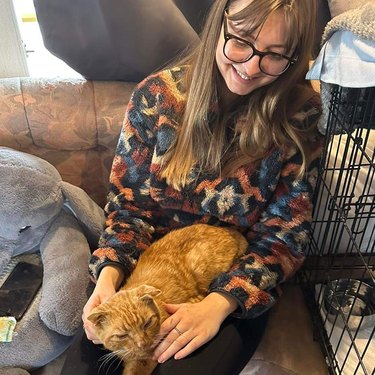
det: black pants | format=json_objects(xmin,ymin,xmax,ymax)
[{"xmin": 61, "ymin": 313, "xmax": 268, "ymax": 375}]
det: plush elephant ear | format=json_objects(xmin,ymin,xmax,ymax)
[{"xmin": 61, "ymin": 181, "xmax": 105, "ymax": 249}]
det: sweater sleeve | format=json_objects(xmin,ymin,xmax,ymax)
[
  {"xmin": 209, "ymin": 100, "xmax": 324, "ymax": 319},
  {"xmin": 89, "ymin": 76, "xmax": 162, "ymax": 281}
]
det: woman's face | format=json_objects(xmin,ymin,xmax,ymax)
[{"xmin": 216, "ymin": 0, "xmax": 291, "ymax": 103}]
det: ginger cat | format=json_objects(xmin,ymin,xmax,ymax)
[{"xmin": 88, "ymin": 224, "xmax": 247, "ymax": 375}]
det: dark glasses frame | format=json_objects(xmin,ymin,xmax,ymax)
[{"xmin": 222, "ymin": 10, "xmax": 297, "ymax": 77}]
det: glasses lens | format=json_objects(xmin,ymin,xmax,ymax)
[
  {"xmin": 224, "ymin": 38, "xmax": 291, "ymax": 76},
  {"xmin": 260, "ymin": 54, "xmax": 290, "ymax": 76},
  {"xmin": 224, "ymin": 38, "xmax": 253, "ymax": 63}
]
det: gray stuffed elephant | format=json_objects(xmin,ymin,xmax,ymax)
[{"xmin": 0, "ymin": 147, "xmax": 105, "ymax": 370}]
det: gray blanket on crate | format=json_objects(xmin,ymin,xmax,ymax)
[
  {"xmin": 322, "ymin": 2, "xmax": 375, "ymax": 44},
  {"xmin": 315, "ymin": 2, "xmax": 375, "ymax": 134}
]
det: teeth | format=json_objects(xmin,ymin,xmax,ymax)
[{"xmin": 235, "ymin": 68, "xmax": 251, "ymax": 80}]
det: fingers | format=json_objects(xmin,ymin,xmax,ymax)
[
  {"xmin": 83, "ymin": 324, "xmax": 102, "ymax": 344},
  {"xmin": 153, "ymin": 304, "xmax": 191, "ymax": 361},
  {"xmin": 81, "ymin": 271, "xmax": 118, "ymax": 346},
  {"xmin": 154, "ymin": 327, "xmax": 211, "ymax": 363},
  {"xmin": 158, "ymin": 313, "xmax": 179, "ymax": 337},
  {"xmin": 82, "ymin": 317, "xmax": 98, "ymax": 341},
  {"xmin": 153, "ymin": 300, "xmax": 223, "ymax": 363},
  {"xmin": 174, "ymin": 336, "xmax": 206, "ymax": 360},
  {"xmin": 82, "ymin": 313, "xmax": 102, "ymax": 343},
  {"xmin": 82, "ymin": 295, "xmax": 103, "ymax": 344},
  {"xmin": 153, "ymin": 325, "xmax": 191, "ymax": 363},
  {"xmin": 163, "ymin": 303, "xmax": 180, "ymax": 314}
]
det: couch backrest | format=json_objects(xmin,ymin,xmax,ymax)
[{"xmin": 0, "ymin": 77, "xmax": 136, "ymax": 207}]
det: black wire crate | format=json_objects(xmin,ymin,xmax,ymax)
[{"xmin": 300, "ymin": 85, "xmax": 375, "ymax": 375}]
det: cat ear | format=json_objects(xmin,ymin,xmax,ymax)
[
  {"xmin": 135, "ymin": 285, "xmax": 161, "ymax": 307},
  {"xmin": 87, "ymin": 311, "xmax": 107, "ymax": 328},
  {"xmin": 136, "ymin": 285, "xmax": 161, "ymax": 298},
  {"xmin": 140, "ymin": 295, "xmax": 156, "ymax": 306}
]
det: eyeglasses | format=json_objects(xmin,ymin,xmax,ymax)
[{"xmin": 222, "ymin": 11, "xmax": 297, "ymax": 77}]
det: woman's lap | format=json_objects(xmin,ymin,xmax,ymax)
[
  {"xmin": 61, "ymin": 313, "xmax": 268, "ymax": 375},
  {"xmin": 154, "ymin": 313, "xmax": 268, "ymax": 375}
]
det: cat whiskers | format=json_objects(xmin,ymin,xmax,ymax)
[
  {"xmin": 98, "ymin": 350, "xmax": 128, "ymax": 374},
  {"xmin": 112, "ymin": 348, "xmax": 132, "ymax": 361}
]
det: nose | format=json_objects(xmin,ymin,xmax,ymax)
[
  {"xmin": 241, "ymin": 55, "xmax": 261, "ymax": 76},
  {"xmin": 136, "ymin": 339, "xmax": 147, "ymax": 348}
]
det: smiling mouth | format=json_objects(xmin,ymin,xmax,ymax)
[{"xmin": 233, "ymin": 66, "xmax": 252, "ymax": 80}]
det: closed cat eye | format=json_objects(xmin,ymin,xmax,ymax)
[
  {"xmin": 113, "ymin": 333, "xmax": 129, "ymax": 340},
  {"xmin": 143, "ymin": 318, "xmax": 153, "ymax": 329}
]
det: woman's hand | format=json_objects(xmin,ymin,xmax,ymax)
[
  {"xmin": 153, "ymin": 292, "xmax": 238, "ymax": 363},
  {"xmin": 82, "ymin": 265, "xmax": 124, "ymax": 344}
]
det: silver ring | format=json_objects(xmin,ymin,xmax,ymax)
[{"xmin": 174, "ymin": 327, "xmax": 183, "ymax": 336}]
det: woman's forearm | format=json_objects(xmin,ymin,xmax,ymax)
[{"xmin": 96, "ymin": 265, "xmax": 125, "ymax": 290}]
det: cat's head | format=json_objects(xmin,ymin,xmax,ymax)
[{"xmin": 88, "ymin": 285, "xmax": 162, "ymax": 359}]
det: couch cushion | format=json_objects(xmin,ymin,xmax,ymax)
[{"xmin": 21, "ymin": 78, "xmax": 97, "ymax": 150}]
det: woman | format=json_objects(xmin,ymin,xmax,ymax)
[{"xmin": 82, "ymin": 0, "xmax": 322, "ymax": 373}]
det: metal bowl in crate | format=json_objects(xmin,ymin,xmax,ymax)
[{"xmin": 323, "ymin": 279, "xmax": 375, "ymax": 331}]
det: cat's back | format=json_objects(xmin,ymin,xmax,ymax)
[
  {"xmin": 139, "ymin": 224, "xmax": 247, "ymax": 270},
  {"xmin": 125, "ymin": 224, "xmax": 248, "ymax": 302}
]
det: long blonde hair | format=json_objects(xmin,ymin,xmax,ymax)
[{"xmin": 160, "ymin": 0, "xmax": 319, "ymax": 190}]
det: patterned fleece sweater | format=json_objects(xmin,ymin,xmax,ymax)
[{"xmin": 89, "ymin": 67, "xmax": 323, "ymax": 319}]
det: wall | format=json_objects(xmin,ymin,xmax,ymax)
[{"xmin": 0, "ymin": 0, "xmax": 29, "ymax": 78}]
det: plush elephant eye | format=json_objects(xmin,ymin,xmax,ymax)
[{"xmin": 19, "ymin": 225, "xmax": 31, "ymax": 234}]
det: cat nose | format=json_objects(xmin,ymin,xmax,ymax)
[{"xmin": 136, "ymin": 339, "xmax": 146, "ymax": 348}]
